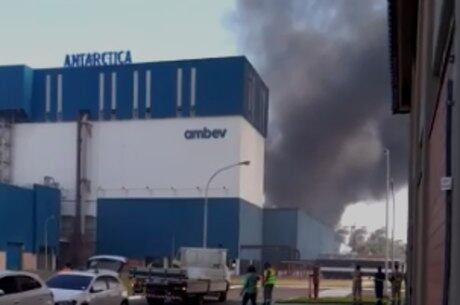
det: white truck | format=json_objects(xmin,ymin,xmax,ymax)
[{"xmin": 130, "ymin": 247, "xmax": 230, "ymax": 305}]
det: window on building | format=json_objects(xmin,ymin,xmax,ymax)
[
  {"xmin": 248, "ymin": 73, "xmax": 255, "ymax": 119},
  {"xmin": 176, "ymin": 68, "xmax": 183, "ymax": 116},
  {"xmin": 190, "ymin": 67, "xmax": 197, "ymax": 116},
  {"xmin": 99, "ymin": 73, "xmax": 105, "ymax": 120},
  {"xmin": 132, "ymin": 70, "xmax": 139, "ymax": 118},
  {"xmin": 145, "ymin": 70, "xmax": 152, "ymax": 118},
  {"xmin": 57, "ymin": 74, "xmax": 63, "ymax": 121},
  {"xmin": 111, "ymin": 72, "xmax": 117, "ymax": 119},
  {"xmin": 45, "ymin": 75, "xmax": 51, "ymax": 121}
]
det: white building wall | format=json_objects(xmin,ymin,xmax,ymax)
[
  {"xmin": 239, "ymin": 119, "xmax": 266, "ymax": 205},
  {"xmin": 11, "ymin": 122, "xmax": 77, "ymax": 215},
  {"xmin": 11, "ymin": 116, "xmax": 265, "ymax": 216}
]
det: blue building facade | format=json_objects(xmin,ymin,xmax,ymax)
[
  {"xmin": 0, "ymin": 56, "xmax": 268, "ymax": 136},
  {"xmin": 97, "ymin": 202, "xmax": 339, "ymax": 263},
  {"xmin": 263, "ymin": 208, "xmax": 341, "ymax": 263},
  {"xmin": 0, "ymin": 184, "xmax": 60, "ymax": 270},
  {"xmin": 97, "ymin": 198, "xmax": 263, "ymax": 260}
]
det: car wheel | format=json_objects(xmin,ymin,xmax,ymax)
[
  {"xmin": 193, "ymin": 295, "xmax": 204, "ymax": 305},
  {"xmin": 218, "ymin": 291, "xmax": 227, "ymax": 302},
  {"xmin": 147, "ymin": 298, "xmax": 164, "ymax": 305}
]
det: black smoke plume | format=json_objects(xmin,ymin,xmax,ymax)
[{"xmin": 233, "ymin": 0, "xmax": 408, "ymax": 225}]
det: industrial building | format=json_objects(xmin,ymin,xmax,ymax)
[{"xmin": 0, "ymin": 55, "xmax": 339, "ymax": 269}]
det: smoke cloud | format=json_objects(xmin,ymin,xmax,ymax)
[{"xmin": 233, "ymin": 0, "xmax": 408, "ymax": 225}]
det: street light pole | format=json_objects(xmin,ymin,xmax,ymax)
[
  {"xmin": 390, "ymin": 179, "xmax": 397, "ymax": 272},
  {"xmin": 44, "ymin": 215, "xmax": 56, "ymax": 270},
  {"xmin": 384, "ymin": 149, "xmax": 391, "ymax": 297},
  {"xmin": 203, "ymin": 161, "xmax": 251, "ymax": 248}
]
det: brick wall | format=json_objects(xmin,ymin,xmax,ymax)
[{"xmin": 424, "ymin": 76, "xmax": 448, "ymax": 305}]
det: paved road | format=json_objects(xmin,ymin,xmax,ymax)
[{"xmin": 129, "ymin": 286, "xmax": 308, "ymax": 305}]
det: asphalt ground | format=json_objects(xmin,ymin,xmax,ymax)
[{"xmin": 128, "ymin": 285, "xmax": 308, "ymax": 305}]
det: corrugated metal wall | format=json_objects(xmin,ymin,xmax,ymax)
[
  {"xmin": 97, "ymin": 198, "xmax": 243, "ymax": 259},
  {"xmin": 239, "ymin": 200, "xmax": 263, "ymax": 261},
  {"xmin": 0, "ymin": 57, "xmax": 268, "ymax": 137},
  {"xmin": 296, "ymin": 210, "xmax": 340, "ymax": 259},
  {"xmin": 0, "ymin": 183, "xmax": 60, "ymax": 253}
]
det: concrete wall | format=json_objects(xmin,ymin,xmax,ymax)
[
  {"xmin": 239, "ymin": 200, "xmax": 263, "ymax": 261},
  {"xmin": 12, "ymin": 116, "xmax": 266, "ymax": 217},
  {"xmin": 11, "ymin": 122, "xmax": 77, "ymax": 214}
]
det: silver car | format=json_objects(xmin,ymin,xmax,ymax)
[
  {"xmin": 0, "ymin": 271, "xmax": 53, "ymax": 305},
  {"xmin": 47, "ymin": 270, "xmax": 129, "ymax": 305}
]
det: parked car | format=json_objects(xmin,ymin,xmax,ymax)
[
  {"xmin": 0, "ymin": 271, "xmax": 53, "ymax": 305},
  {"xmin": 47, "ymin": 269, "xmax": 129, "ymax": 305}
]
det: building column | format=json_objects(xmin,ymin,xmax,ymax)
[{"xmin": 450, "ymin": 3, "xmax": 460, "ymax": 304}]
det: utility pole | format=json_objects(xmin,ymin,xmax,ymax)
[
  {"xmin": 44, "ymin": 215, "xmax": 55, "ymax": 270},
  {"xmin": 203, "ymin": 161, "xmax": 250, "ymax": 248},
  {"xmin": 391, "ymin": 179, "xmax": 397, "ymax": 272},
  {"xmin": 384, "ymin": 148, "xmax": 391, "ymax": 297}
]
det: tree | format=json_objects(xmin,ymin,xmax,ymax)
[
  {"xmin": 337, "ymin": 226, "xmax": 406, "ymax": 259},
  {"xmin": 348, "ymin": 226, "xmax": 368, "ymax": 255}
]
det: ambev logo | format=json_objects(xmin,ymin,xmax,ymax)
[{"xmin": 184, "ymin": 127, "xmax": 227, "ymax": 140}]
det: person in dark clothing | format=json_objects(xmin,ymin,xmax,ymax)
[
  {"xmin": 241, "ymin": 265, "xmax": 260, "ymax": 305},
  {"xmin": 374, "ymin": 266, "xmax": 385, "ymax": 305},
  {"xmin": 312, "ymin": 265, "xmax": 321, "ymax": 299}
]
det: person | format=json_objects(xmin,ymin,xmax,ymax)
[
  {"xmin": 263, "ymin": 262, "xmax": 277, "ymax": 305},
  {"xmin": 241, "ymin": 265, "xmax": 260, "ymax": 305},
  {"xmin": 60, "ymin": 262, "xmax": 72, "ymax": 272},
  {"xmin": 374, "ymin": 266, "xmax": 385, "ymax": 305},
  {"xmin": 352, "ymin": 265, "xmax": 363, "ymax": 303},
  {"xmin": 390, "ymin": 263, "xmax": 404, "ymax": 305},
  {"xmin": 312, "ymin": 265, "xmax": 321, "ymax": 299}
]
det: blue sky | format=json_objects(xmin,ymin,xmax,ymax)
[{"xmin": 0, "ymin": 0, "xmax": 238, "ymax": 67}]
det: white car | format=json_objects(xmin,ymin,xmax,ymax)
[
  {"xmin": 47, "ymin": 269, "xmax": 129, "ymax": 305},
  {"xmin": 0, "ymin": 271, "xmax": 53, "ymax": 305}
]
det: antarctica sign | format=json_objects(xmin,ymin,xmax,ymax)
[{"xmin": 64, "ymin": 50, "xmax": 132, "ymax": 68}]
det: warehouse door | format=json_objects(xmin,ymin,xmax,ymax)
[{"xmin": 6, "ymin": 242, "xmax": 23, "ymax": 270}]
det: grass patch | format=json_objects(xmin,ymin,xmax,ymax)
[{"xmin": 277, "ymin": 296, "xmax": 387, "ymax": 304}]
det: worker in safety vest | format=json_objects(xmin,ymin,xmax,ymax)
[{"xmin": 262, "ymin": 262, "xmax": 277, "ymax": 305}]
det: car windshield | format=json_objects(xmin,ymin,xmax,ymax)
[
  {"xmin": 88, "ymin": 259, "xmax": 123, "ymax": 272},
  {"xmin": 47, "ymin": 274, "xmax": 93, "ymax": 291}
]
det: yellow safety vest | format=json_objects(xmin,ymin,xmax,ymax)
[{"xmin": 264, "ymin": 268, "xmax": 277, "ymax": 285}]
